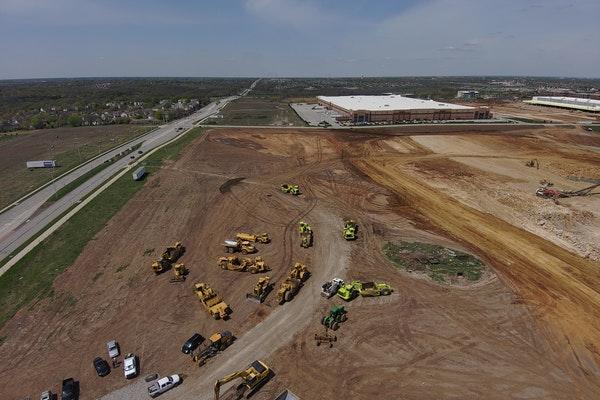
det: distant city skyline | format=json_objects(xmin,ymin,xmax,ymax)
[{"xmin": 0, "ymin": 0, "xmax": 599, "ymax": 79}]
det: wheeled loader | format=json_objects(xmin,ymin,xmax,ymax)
[
  {"xmin": 298, "ymin": 221, "xmax": 313, "ymax": 248},
  {"xmin": 343, "ymin": 220, "xmax": 357, "ymax": 240},
  {"xmin": 280, "ymin": 184, "xmax": 300, "ymax": 195},
  {"xmin": 192, "ymin": 331, "xmax": 234, "ymax": 367},
  {"xmin": 321, "ymin": 305, "xmax": 347, "ymax": 331},
  {"xmin": 193, "ymin": 282, "xmax": 231, "ymax": 320},
  {"xmin": 214, "ymin": 360, "xmax": 271, "ymax": 400},
  {"xmin": 236, "ymin": 232, "xmax": 270, "ymax": 244},
  {"xmin": 169, "ymin": 263, "xmax": 188, "ymax": 283},
  {"xmin": 223, "ymin": 239, "xmax": 256, "ymax": 254},
  {"xmin": 245, "ymin": 276, "xmax": 272, "ymax": 303}
]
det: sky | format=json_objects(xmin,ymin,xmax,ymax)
[{"xmin": 0, "ymin": 0, "xmax": 598, "ymax": 79}]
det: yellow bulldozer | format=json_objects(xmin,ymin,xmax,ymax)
[
  {"xmin": 169, "ymin": 263, "xmax": 188, "ymax": 283},
  {"xmin": 214, "ymin": 360, "xmax": 271, "ymax": 400},
  {"xmin": 217, "ymin": 256, "xmax": 269, "ymax": 274},
  {"xmin": 235, "ymin": 232, "xmax": 270, "ymax": 244},
  {"xmin": 246, "ymin": 276, "xmax": 272, "ymax": 303},
  {"xmin": 193, "ymin": 282, "xmax": 231, "ymax": 320},
  {"xmin": 276, "ymin": 263, "xmax": 310, "ymax": 305},
  {"xmin": 151, "ymin": 241, "xmax": 185, "ymax": 274}
]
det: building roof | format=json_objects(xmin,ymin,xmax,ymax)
[
  {"xmin": 318, "ymin": 95, "xmax": 474, "ymax": 112},
  {"xmin": 524, "ymin": 96, "xmax": 600, "ymax": 112}
]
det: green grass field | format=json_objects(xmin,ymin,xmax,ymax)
[
  {"xmin": 0, "ymin": 127, "xmax": 204, "ymax": 328},
  {"xmin": 383, "ymin": 241, "xmax": 485, "ymax": 283},
  {"xmin": 206, "ymin": 96, "xmax": 306, "ymax": 126}
]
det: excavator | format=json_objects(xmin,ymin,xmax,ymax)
[
  {"xmin": 214, "ymin": 360, "xmax": 271, "ymax": 400},
  {"xmin": 536, "ymin": 182, "xmax": 600, "ymax": 199}
]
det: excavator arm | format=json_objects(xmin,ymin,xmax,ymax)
[{"xmin": 214, "ymin": 370, "xmax": 250, "ymax": 400}]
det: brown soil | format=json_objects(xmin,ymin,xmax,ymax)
[
  {"xmin": 1, "ymin": 126, "xmax": 599, "ymax": 400},
  {"xmin": 486, "ymin": 101, "xmax": 599, "ymax": 123}
]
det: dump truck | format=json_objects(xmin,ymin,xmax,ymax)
[
  {"xmin": 193, "ymin": 282, "xmax": 231, "ymax": 319},
  {"xmin": 218, "ymin": 256, "xmax": 269, "ymax": 273},
  {"xmin": 236, "ymin": 232, "xmax": 270, "ymax": 244},
  {"xmin": 246, "ymin": 276, "xmax": 272, "ymax": 303},
  {"xmin": 281, "ymin": 184, "xmax": 300, "ymax": 195},
  {"xmin": 169, "ymin": 263, "xmax": 188, "ymax": 283},
  {"xmin": 343, "ymin": 220, "xmax": 357, "ymax": 240},
  {"xmin": 337, "ymin": 280, "xmax": 392, "ymax": 301},
  {"xmin": 152, "ymin": 242, "xmax": 185, "ymax": 274},
  {"xmin": 321, "ymin": 278, "xmax": 344, "ymax": 298},
  {"xmin": 192, "ymin": 331, "xmax": 234, "ymax": 367},
  {"xmin": 214, "ymin": 360, "xmax": 271, "ymax": 400},
  {"xmin": 321, "ymin": 305, "xmax": 347, "ymax": 331},
  {"xmin": 223, "ymin": 239, "xmax": 256, "ymax": 254},
  {"xmin": 298, "ymin": 221, "xmax": 313, "ymax": 248}
]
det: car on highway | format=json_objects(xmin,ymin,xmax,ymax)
[
  {"xmin": 93, "ymin": 357, "xmax": 110, "ymax": 377},
  {"xmin": 61, "ymin": 378, "xmax": 78, "ymax": 400},
  {"xmin": 181, "ymin": 333, "xmax": 203, "ymax": 354},
  {"xmin": 106, "ymin": 340, "xmax": 119, "ymax": 359},
  {"xmin": 123, "ymin": 353, "xmax": 138, "ymax": 379}
]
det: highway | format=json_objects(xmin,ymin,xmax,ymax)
[{"xmin": 0, "ymin": 79, "xmax": 259, "ymax": 264}]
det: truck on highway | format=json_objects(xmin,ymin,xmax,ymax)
[
  {"xmin": 147, "ymin": 374, "xmax": 181, "ymax": 398},
  {"xmin": 26, "ymin": 160, "xmax": 58, "ymax": 169}
]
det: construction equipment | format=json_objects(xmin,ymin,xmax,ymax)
[
  {"xmin": 314, "ymin": 331, "xmax": 337, "ymax": 348},
  {"xmin": 224, "ymin": 239, "xmax": 256, "ymax": 254},
  {"xmin": 193, "ymin": 282, "xmax": 231, "ymax": 320},
  {"xmin": 246, "ymin": 276, "xmax": 272, "ymax": 303},
  {"xmin": 525, "ymin": 159, "xmax": 539, "ymax": 169},
  {"xmin": 298, "ymin": 221, "xmax": 313, "ymax": 248},
  {"xmin": 337, "ymin": 280, "xmax": 392, "ymax": 301},
  {"xmin": 321, "ymin": 305, "xmax": 348, "ymax": 331},
  {"xmin": 151, "ymin": 242, "xmax": 185, "ymax": 274},
  {"xmin": 536, "ymin": 182, "xmax": 600, "ymax": 199},
  {"xmin": 192, "ymin": 331, "xmax": 234, "ymax": 367},
  {"xmin": 276, "ymin": 263, "xmax": 310, "ymax": 305},
  {"xmin": 214, "ymin": 360, "xmax": 271, "ymax": 400},
  {"xmin": 280, "ymin": 184, "xmax": 300, "ymax": 195},
  {"xmin": 343, "ymin": 220, "xmax": 357, "ymax": 240},
  {"xmin": 218, "ymin": 256, "xmax": 269, "ymax": 273},
  {"xmin": 321, "ymin": 278, "xmax": 344, "ymax": 298},
  {"xmin": 169, "ymin": 263, "xmax": 188, "ymax": 283},
  {"xmin": 236, "ymin": 232, "xmax": 270, "ymax": 244}
]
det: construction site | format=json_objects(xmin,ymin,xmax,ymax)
[{"xmin": 1, "ymin": 120, "xmax": 600, "ymax": 400}]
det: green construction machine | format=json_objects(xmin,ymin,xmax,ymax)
[
  {"xmin": 343, "ymin": 220, "xmax": 357, "ymax": 240},
  {"xmin": 337, "ymin": 280, "xmax": 392, "ymax": 301},
  {"xmin": 281, "ymin": 184, "xmax": 300, "ymax": 195},
  {"xmin": 298, "ymin": 221, "xmax": 313, "ymax": 248},
  {"xmin": 321, "ymin": 305, "xmax": 347, "ymax": 331}
]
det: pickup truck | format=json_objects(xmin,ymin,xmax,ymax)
[{"xmin": 148, "ymin": 374, "xmax": 181, "ymax": 398}]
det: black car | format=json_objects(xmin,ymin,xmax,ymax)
[
  {"xmin": 61, "ymin": 378, "xmax": 78, "ymax": 400},
  {"xmin": 93, "ymin": 357, "xmax": 110, "ymax": 377},
  {"xmin": 181, "ymin": 333, "xmax": 204, "ymax": 354}
]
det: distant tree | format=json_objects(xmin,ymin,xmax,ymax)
[
  {"xmin": 153, "ymin": 110, "xmax": 164, "ymax": 121},
  {"xmin": 67, "ymin": 113, "xmax": 83, "ymax": 127},
  {"xmin": 30, "ymin": 114, "xmax": 46, "ymax": 129}
]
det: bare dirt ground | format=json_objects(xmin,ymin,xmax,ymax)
[
  {"xmin": 1, "ymin": 125, "xmax": 599, "ymax": 400},
  {"xmin": 482, "ymin": 101, "xmax": 599, "ymax": 123},
  {"xmin": 0, "ymin": 125, "xmax": 152, "ymax": 209}
]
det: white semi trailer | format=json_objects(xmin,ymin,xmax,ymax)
[
  {"xmin": 26, "ymin": 160, "xmax": 58, "ymax": 169},
  {"xmin": 132, "ymin": 166, "xmax": 146, "ymax": 181}
]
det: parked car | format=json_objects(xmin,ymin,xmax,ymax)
[
  {"xmin": 93, "ymin": 357, "xmax": 110, "ymax": 377},
  {"xmin": 123, "ymin": 353, "xmax": 138, "ymax": 379},
  {"xmin": 61, "ymin": 378, "xmax": 78, "ymax": 400},
  {"xmin": 147, "ymin": 375, "xmax": 181, "ymax": 398},
  {"xmin": 106, "ymin": 340, "xmax": 120, "ymax": 358},
  {"xmin": 181, "ymin": 333, "xmax": 203, "ymax": 354},
  {"xmin": 40, "ymin": 390, "xmax": 54, "ymax": 400}
]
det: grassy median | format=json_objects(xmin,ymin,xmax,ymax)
[{"xmin": 0, "ymin": 127, "xmax": 204, "ymax": 328}]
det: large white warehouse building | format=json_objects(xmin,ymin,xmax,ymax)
[
  {"xmin": 317, "ymin": 95, "xmax": 491, "ymax": 123},
  {"xmin": 524, "ymin": 96, "xmax": 600, "ymax": 112}
]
